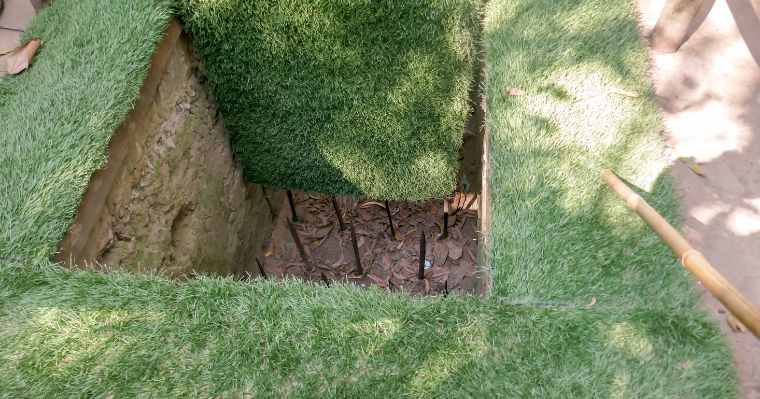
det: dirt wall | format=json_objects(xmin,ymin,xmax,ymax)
[{"xmin": 55, "ymin": 21, "xmax": 281, "ymax": 278}]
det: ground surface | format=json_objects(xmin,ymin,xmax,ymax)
[
  {"xmin": 261, "ymin": 192, "xmax": 478, "ymax": 295},
  {"xmin": 635, "ymin": 0, "xmax": 760, "ymax": 396},
  {"xmin": 0, "ymin": 0, "xmax": 740, "ymax": 396}
]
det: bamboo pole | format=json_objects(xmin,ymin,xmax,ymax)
[{"xmin": 601, "ymin": 169, "xmax": 760, "ymax": 339}]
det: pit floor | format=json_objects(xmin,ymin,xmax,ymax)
[{"xmin": 259, "ymin": 190, "xmax": 479, "ymax": 296}]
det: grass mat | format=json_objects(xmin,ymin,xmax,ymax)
[
  {"xmin": 176, "ymin": 0, "xmax": 481, "ymax": 200},
  {"xmin": 0, "ymin": 0, "xmax": 173, "ymax": 261}
]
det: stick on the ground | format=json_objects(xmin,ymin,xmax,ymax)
[
  {"xmin": 287, "ymin": 218, "xmax": 313, "ymax": 272},
  {"xmin": 349, "ymin": 219, "xmax": 363, "ymax": 275},
  {"xmin": 384, "ymin": 200, "xmax": 396, "ymax": 238},
  {"xmin": 441, "ymin": 200, "xmax": 449, "ymax": 239},
  {"xmin": 602, "ymin": 169, "xmax": 760, "ymax": 340},
  {"xmin": 287, "ymin": 190, "xmax": 299, "ymax": 222},
  {"xmin": 444, "ymin": 280, "xmax": 449, "ymax": 297},
  {"xmin": 255, "ymin": 258, "xmax": 268, "ymax": 279},
  {"xmin": 418, "ymin": 227, "xmax": 426, "ymax": 280},
  {"xmin": 331, "ymin": 196, "xmax": 346, "ymax": 231}
]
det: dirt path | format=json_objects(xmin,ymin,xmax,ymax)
[{"xmin": 636, "ymin": 0, "xmax": 760, "ymax": 397}]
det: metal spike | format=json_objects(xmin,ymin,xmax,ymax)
[
  {"xmin": 349, "ymin": 219, "xmax": 363, "ymax": 275},
  {"xmin": 255, "ymin": 258, "xmax": 268, "ymax": 279},
  {"xmin": 287, "ymin": 218, "xmax": 312, "ymax": 273},
  {"xmin": 287, "ymin": 190, "xmax": 299, "ymax": 222},
  {"xmin": 418, "ymin": 227, "xmax": 426, "ymax": 280},
  {"xmin": 331, "ymin": 196, "xmax": 346, "ymax": 231}
]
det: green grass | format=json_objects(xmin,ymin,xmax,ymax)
[
  {"xmin": 0, "ymin": 0, "xmax": 738, "ymax": 396},
  {"xmin": 0, "ymin": 261, "xmax": 736, "ymax": 398},
  {"xmin": 483, "ymin": 0, "xmax": 694, "ymax": 307},
  {"xmin": 175, "ymin": 0, "xmax": 481, "ymax": 200},
  {"xmin": 0, "ymin": 0, "xmax": 173, "ymax": 261}
]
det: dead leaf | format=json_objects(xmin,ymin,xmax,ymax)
[
  {"xmin": 433, "ymin": 242, "xmax": 449, "ymax": 267},
  {"xmin": 264, "ymin": 242, "xmax": 276, "ymax": 257},
  {"xmin": 676, "ymin": 361, "xmax": 692, "ymax": 370},
  {"xmin": 368, "ymin": 273, "xmax": 387, "ymax": 288},
  {"xmin": 360, "ymin": 201, "xmax": 386, "ymax": 209},
  {"xmin": 718, "ymin": 309, "xmax": 727, "ymax": 314},
  {"xmin": 7, "ymin": 38, "xmax": 43, "ymax": 75},
  {"xmin": 445, "ymin": 240, "xmax": 463, "ymax": 260},
  {"xmin": 382, "ymin": 255, "xmax": 392, "ymax": 271},
  {"xmin": 508, "ymin": 87, "xmax": 526, "ymax": 96},
  {"xmin": 313, "ymin": 223, "xmax": 334, "ymax": 239},
  {"xmin": 687, "ymin": 163, "xmax": 705, "ymax": 177},
  {"xmin": 424, "ymin": 279, "xmax": 430, "ymax": 294},
  {"xmin": 585, "ymin": 296, "xmax": 597, "ymax": 308},
  {"xmin": 726, "ymin": 314, "xmax": 746, "ymax": 332},
  {"xmin": 610, "ymin": 87, "xmax": 640, "ymax": 98}
]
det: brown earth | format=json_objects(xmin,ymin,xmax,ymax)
[
  {"xmin": 260, "ymin": 191, "xmax": 479, "ymax": 296},
  {"xmin": 57, "ymin": 30, "xmax": 281, "ymax": 278},
  {"xmin": 636, "ymin": 0, "xmax": 760, "ymax": 397}
]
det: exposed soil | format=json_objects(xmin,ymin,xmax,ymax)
[
  {"xmin": 636, "ymin": 0, "xmax": 760, "ymax": 397},
  {"xmin": 260, "ymin": 191, "xmax": 479, "ymax": 295}
]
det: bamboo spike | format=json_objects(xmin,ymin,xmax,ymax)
[
  {"xmin": 349, "ymin": 219, "xmax": 363, "ymax": 275},
  {"xmin": 331, "ymin": 196, "xmax": 346, "ymax": 231},
  {"xmin": 418, "ymin": 227, "xmax": 426, "ymax": 280},
  {"xmin": 441, "ymin": 199, "xmax": 450, "ymax": 239},
  {"xmin": 287, "ymin": 218, "xmax": 312, "ymax": 273},
  {"xmin": 255, "ymin": 258, "xmax": 268, "ymax": 279},
  {"xmin": 384, "ymin": 200, "xmax": 396, "ymax": 238},
  {"xmin": 287, "ymin": 190, "xmax": 299, "ymax": 222}
]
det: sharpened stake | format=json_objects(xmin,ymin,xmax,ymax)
[
  {"xmin": 287, "ymin": 218, "xmax": 313, "ymax": 272},
  {"xmin": 384, "ymin": 200, "xmax": 396, "ymax": 238},
  {"xmin": 321, "ymin": 272, "xmax": 331, "ymax": 287},
  {"xmin": 331, "ymin": 196, "xmax": 346, "ymax": 231},
  {"xmin": 441, "ymin": 200, "xmax": 450, "ymax": 239},
  {"xmin": 349, "ymin": 220, "xmax": 364, "ymax": 275},
  {"xmin": 418, "ymin": 227, "xmax": 426, "ymax": 280},
  {"xmin": 287, "ymin": 190, "xmax": 299, "ymax": 222},
  {"xmin": 255, "ymin": 258, "xmax": 268, "ymax": 279}
]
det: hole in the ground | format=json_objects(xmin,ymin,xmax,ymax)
[
  {"xmin": 55, "ymin": 28, "xmax": 486, "ymax": 297},
  {"xmin": 260, "ymin": 190, "xmax": 479, "ymax": 295}
]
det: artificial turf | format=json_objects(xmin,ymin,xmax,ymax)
[
  {"xmin": 0, "ymin": 0, "xmax": 173, "ymax": 261},
  {"xmin": 0, "ymin": 261, "xmax": 736, "ymax": 398},
  {"xmin": 483, "ymin": 0, "xmax": 695, "ymax": 308},
  {"xmin": 0, "ymin": 0, "xmax": 738, "ymax": 396},
  {"xmin": 175, "ymin": 0, "xmax": 481, "ymax": 200}
]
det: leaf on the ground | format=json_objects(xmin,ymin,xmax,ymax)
[
  {"xmin": 718, "ymin": 309, "xmax": 727, "ymax": 314},
  {"xmin": 687, "ymin": 163, "xmax": 705, "ymax": 177},
  {"xmin": 585, "ymin": 296, "xmax": 597, "ymax": 307},
  {"xmin": 676, "ymin": 361, "xmax": 692, "ymax": 370},
  {"xmin": 610, "ymin": 87, "xmax": 639, "ymax": 98},
  {"xmin": 357, "ymin": 237, "xmax": 365, "ymax": 248},
  {"xmin": 313, "ymin": 223, "xmax": 334, "ymax": 239},
  {"xmin": 446, "ymin": 240, "xmax": 463, "ymax": 260},
  {"xmin": 264, "ymin": 242, "xmax": 276, "ymax": 257},
  {"xmin": 433, "ymin": 242, "xmax": 448, "ymax": 267},
  {"xmin": 508, "ymin": 87, "xmax": 526, "ymax": 96},
  {"xmin": 726, "ymin": 314, "xmax": 746, "ymax": 332},
  {"xmin": 368, "ymin": 273, "xmax": 387, "ymax": 288},
  {"xmin": 390, "ymin": 251, "xmax": 402, "ymax": 261},
  {"xmin": 424, "ymin": 278, "xmax": 430, "ymax": 294},
  {"xmin": 382, "ymin": 255, "xmax": 392, "ymax": 271},
  {"xmin": 7, "ymin": 38, "xmax": 43, "ymax": 75},
  {"xmin": 360, "ymin": 201, "xmax": 386, "ymax": 209}
]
